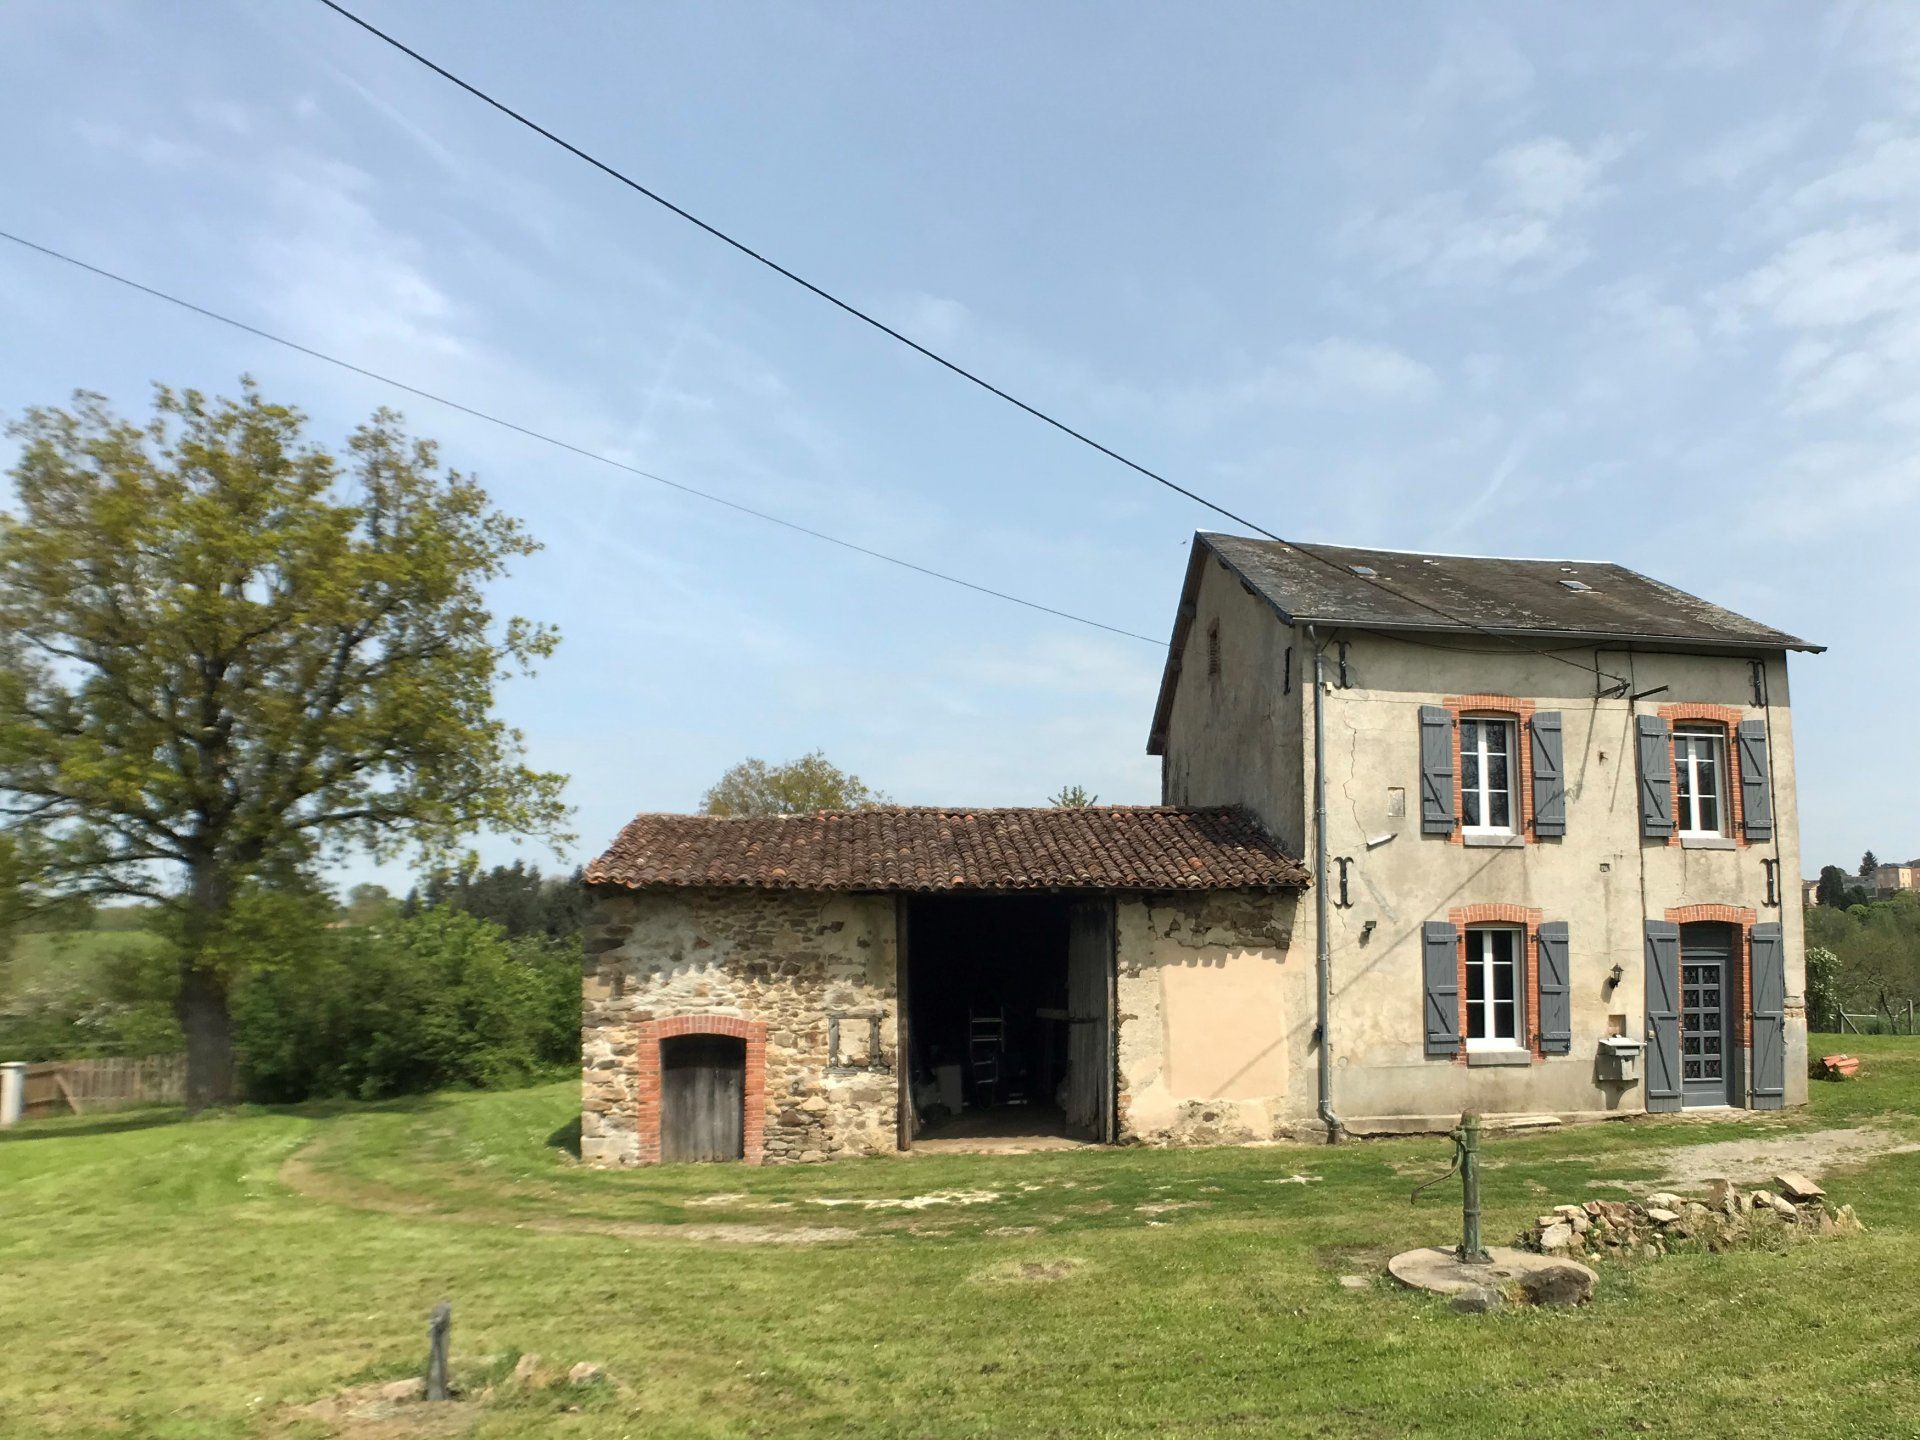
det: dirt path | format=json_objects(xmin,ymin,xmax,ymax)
[
  {"xmin": 1651, "ymin": 1125, "xmax": 1920, "ymax": 1189},
  {"xmin": 277, "ymin": 1146, "xmax": 858, "ymax": 1245}
]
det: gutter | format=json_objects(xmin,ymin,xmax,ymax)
[{"xmin": 1308, "ymin": 625, "xmax": 1343, "ymax": 1143}]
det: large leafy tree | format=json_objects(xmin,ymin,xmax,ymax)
[
  {"xmin": 1816, "ymin": 864, "xmax": 1860, "ymax": 910},
  {"xmin": 0, "ymin": 383, "xmax": 569, "ymax": 1107},
  {"xmin": 701, "ymin": 751, "xmax": 886, "ymax": 817}
]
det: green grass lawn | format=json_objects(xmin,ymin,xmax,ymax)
[{"xmin": 5, "ymin": 1037, "xmax": 1920, "ymax": 1439}]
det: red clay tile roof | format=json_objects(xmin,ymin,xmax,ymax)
[{"xmin": 585, "ymin": 806, "xmax": 1310, "ymax": 894}]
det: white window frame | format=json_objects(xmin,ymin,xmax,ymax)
[
  {"xmin": 1673, "ymin": 725, "xmax": 1728, "ymax": 839},
  {"xmin": 1463, "ymin": 925, "xmax": 1526, "ymax": 1053},
  {"xmin": 1459, "ymin": 714, "xmax": 1518, "ymax": 837}
]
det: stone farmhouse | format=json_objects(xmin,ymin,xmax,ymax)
[{"xmin": 580, "ymin": 533, "xmax": 1819, "ymax": 1165}]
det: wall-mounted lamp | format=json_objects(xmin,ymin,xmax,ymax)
[{"xmin": 1606, "ymin": 963, "xmax": 1624, "ymax": 991}]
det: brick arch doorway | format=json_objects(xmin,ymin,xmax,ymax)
[
  {"xmin": 662, "ymin": 1033, "xmax": 746, "ymax": 1162},
  {"xmin": 634, "ymin": 1016, "xmax": 768, "ymax": 1164}
]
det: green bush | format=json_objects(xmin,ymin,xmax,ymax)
[
  {"xmin": 233, "ymin": 903, "xmax": 579, "ymax": 1102},
  {"xmin": 1806, "ymin": 891, "xmax": 1920, "ymax": 1025},
  {"xmin": 1805, "ymin": 946, "xmax": 1840, "ymax": 1031},
  {"xmin": 0, "ymin": 934, "xmax": 179, "ymax": 1062}
]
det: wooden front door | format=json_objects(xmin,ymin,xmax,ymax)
[
  {"xmin": 1679, "ymin": 924, "xmax": 1734, "ymax": 1108},
  {"xmin": 661, "ymin": 1034, "xmax": 746, "ymax": 1162}
]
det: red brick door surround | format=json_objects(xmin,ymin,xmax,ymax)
[{"xmin": 633, "ymin": 1015, "xmax": 768, "ymax": 1164}]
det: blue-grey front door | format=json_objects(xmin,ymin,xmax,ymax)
[{"xmin": 1680, "ymin": 924, "xmax": 1735, "ymax": 1107}]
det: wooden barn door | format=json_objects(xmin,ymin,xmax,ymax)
[
  {"xmin": 1065, "ymin": 898, "xmax": 1115, "ymax": 1143},
  {"xmin": 661, "ymin": 1034, "xmax": 746, "ymax": 1162}
]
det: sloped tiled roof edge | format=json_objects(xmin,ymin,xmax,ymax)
[{"xmin": 584, "ymin": 805, "xmax": 1310, "ymax": 894}]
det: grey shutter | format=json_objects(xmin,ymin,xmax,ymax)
[
  {"xmin": 1423, "ymin": 920, "xmax": 1461, "ymax": 1055},
  {"xmin": 1636, "ymin": 714, "xmax": 1673, "ymax": 838},
  {"xmin": 1530, "ymin": 712, "xmax": 1566, "ymax": 837},
  {"xmin": 1419, "ymin": 706, "xmax": 1455, "ymax": 835},
  {"xmin": 1644, "ymin": 921, "xmax": 1682, "ymax": 1112},
  {"xmin": 1737, "ymin": 720, "xmax": 1774, "ymax": 843},
  {"xmin": 1536, "ymin": 921, "xmax": 1571, "ymax": 1055},
  {"xmin": 1749, "ymin": 923, "xmax": 1787, "ymax": 1110}
]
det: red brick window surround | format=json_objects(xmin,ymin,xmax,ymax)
[
  {"xmin": 1665, "ymin": 904, "xmax": 1757, "ymax": 1050},
  {"xmin": 632, "ymin": 1014, "xmax": 768, "ymax": 1165},
  {"xmin": 1443, "ymin": 696, "xmax": 1537, "ymax": 844},
  {"xmin": 1657, "ymin": 703, "xmax": 1748, "ymax": 848},
  {"xmin": 1448, "ymin": 903, "xmax": 1544, "ymax": 1062}
]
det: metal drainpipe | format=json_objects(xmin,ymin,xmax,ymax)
[{"xmin": 1309, "ymin": 626, "xmax": 1343, "ymax": 1143}]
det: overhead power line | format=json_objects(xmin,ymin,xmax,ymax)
[
  {"xmin": 0, "ymin": 228, "xmax": 1162, "ymax": 647},
  {"xmin": 312, "ymin": 0, "xmax": 1628, "ymax": 689}
]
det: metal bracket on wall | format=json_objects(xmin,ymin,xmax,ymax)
[
  {"xmin": 1334, "ymin": 856, "xmax": 1354, "ymax": 909},
  {"xmin": 1762, "ymin": 858, "xmax": 1780, "ymax": 907},
  {"xmin": 1749, "ymin": 660, "xmax": 1768, "ymax": 707},
  {"xmin": 1336, "ymin": 641, "xmax": 1352, "ymax": 688},
  {"xmin": 826, "ymin": 1013, "xmax": 890, "ymax": 1074}
]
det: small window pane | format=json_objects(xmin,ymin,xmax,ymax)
[{"xmin": 1493, "ymin": 961, "xmax": 1515, "ymax": 1002}]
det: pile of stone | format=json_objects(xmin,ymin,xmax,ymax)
[{"xmin": 1519, "ymin": 1172, "xmax": 1862, "ymax": 1262}]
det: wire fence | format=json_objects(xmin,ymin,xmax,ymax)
[{"xmin": 1833, "ymin": 1004, "xmax": 1919, "ymax": 1036}]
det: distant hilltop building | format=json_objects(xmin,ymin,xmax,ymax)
[
  {"xmin": 1807, "ymin": 861, "xmax": 1920, "ymax": 905},
  {"xmin": 1859, "ymin": 861, "xmax": 1920, "ymax": 898}
]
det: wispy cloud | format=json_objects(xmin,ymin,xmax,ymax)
[
  {"xmin": 1682, "ymin": 115, "xmax": 1808, "ymax": 188},
  {"xmin": 1419, "ymin": 21, "xmax": 1535, "ymax": 107},
  {"xmin": 1343, "ymin": 134, "xmax": 1627, "ymax": 287},
  {"xmin": 1722, "ymin": 221, "xmax": 1920, "ymax": 332},
  {"xmin": 73, "ymin": 118, "xmax": 207, "ymax": 168}
]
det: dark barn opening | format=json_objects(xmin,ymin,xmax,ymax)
[{"xmin": 902, "ymin": 893, "xmax": 1113, "ymax": 1149}]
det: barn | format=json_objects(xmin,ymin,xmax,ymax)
[{"xmin": 578, "ymin": 806, "xmax": 1309, "ymax": 1165}]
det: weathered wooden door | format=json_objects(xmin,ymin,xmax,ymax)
[
  {"xmin": 1065, "ymin": 898, "xmax": 1114, "ymax": 1142},
  {"xmin": 661, "ymin": 1034, "xmax": 745, "ymax": 1162}
]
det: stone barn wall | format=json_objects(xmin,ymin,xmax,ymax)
[{"xmin": 581, "ymin": 886, "xmax": 899, "ymax": 1166}]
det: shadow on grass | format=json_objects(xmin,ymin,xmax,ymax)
[
  {"xmin": 0, "ymin": 1106, "xmax": 186, "ymax": 1144},
  {"xmin": 547, "ymin": 1115, "xmax": 582, "ymax": 1158}
]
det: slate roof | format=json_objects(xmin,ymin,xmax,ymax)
[
  {"xmin": 1148, "ymin": 532, "xmax": 1821, "ymax": 755},
  {"xmin": 585, "ymin": 806, "xmax": 1310, "ymax": 894},
  {"xmin": 1197, "ymin": 533, "xmax": 1820, "ymax": 651}
]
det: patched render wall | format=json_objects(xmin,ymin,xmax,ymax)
[
  {"xmin": 1115, "ymin": 890, "xmax": 1310, "ymax": 1146},
  {"xmin": 581, "ymin": 887, "xmax": 899, "ymax": 1166}
]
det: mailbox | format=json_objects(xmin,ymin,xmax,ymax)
[{"xmin": 1598, "ymin": 1035, "xmax": 1643, "ymax": 1084}]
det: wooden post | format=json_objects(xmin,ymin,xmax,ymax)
[{"xmin": 425, "ymin": 1302, "xmax": 451, "ymax": 1401}]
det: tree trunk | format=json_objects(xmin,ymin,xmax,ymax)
[
  {"xmin": 177, "ymin": 861, "xmax": 236, "ymax": 1111},
  {"xmin": 177, "ymin": 961, "xmax": 236, "ymax": 1111}
]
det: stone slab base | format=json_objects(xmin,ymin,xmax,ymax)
[{"xmin": 1388, "ymin": 1245, "xmax": 1596, "ymax": 1302}]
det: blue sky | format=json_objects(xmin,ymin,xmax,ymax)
[{"xmin": 2, "ymin": 3, "xmax": 1913, "ymax": 891}]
